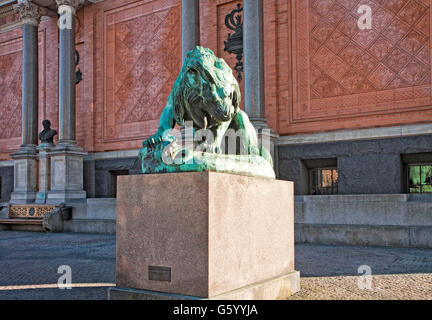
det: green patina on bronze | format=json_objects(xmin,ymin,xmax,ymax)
[{"xmin": 139, "ymin": 47, "xmax": 275, "ymax": 179}]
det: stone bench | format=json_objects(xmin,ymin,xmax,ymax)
[
  {"xmin": 0, "ymin": 219, "xmax": 43, "ymax": 225},
  {"xmin": 0, "ymin": 218, "xmax": 44, "ymax": 232}
]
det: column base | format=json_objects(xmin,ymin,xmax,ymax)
[
  {"xmin": 47, "ymin": 191, "xmax": 87, "ymax": 204},
  {"xmin": 108, "ymin": 271, "xmax": 300, "ymax": 300},
  {"xmin": 57, "ymin": 140, "xmax": 78, "ymax": 146},
  {"xmin": 10, "ymin": 192, "xmax": 38, "ymax": 204},
  {"xmin": 11, "ymin": 145, "xmax": 38, "ymax": 158},
  {"xmin": 250, "ymin": 119, "xmax": 280, "ymax": 177}
]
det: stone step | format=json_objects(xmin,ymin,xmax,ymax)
[{"xmin": 0, "ymin": 219, "xmax": 43, "ymax": 225}]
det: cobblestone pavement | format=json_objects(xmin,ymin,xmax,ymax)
[
  {"xmin": 0, "ymin": 231, "xmax": 431, "ymax": 300},
  {"xmin": 0, "ymin": 231, "xmax": 115, "ymax": 300},
  {"xmin": 288, "ymin": 244, "xmax": 432, "ymax": 300}
]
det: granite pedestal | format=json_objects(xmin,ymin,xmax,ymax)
[
  {"xmin": 36, "ymin": 144, "xmax": 53, "ymax": 204},
  {"xmin": 110, "ymin": 172, "xmax": 299, "ymax": 300}
]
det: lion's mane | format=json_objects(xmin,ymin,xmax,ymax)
[{"xmin": 171, "ymin": 47, "xmax": 241, "ymax": 127}]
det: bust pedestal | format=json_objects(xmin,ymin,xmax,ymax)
[
  {"xmin": 35, "ymin": 143, "xmax": 54, "ymax": 204},
  {"xmin": 109, "ymin": 172, "xmax": 300, "ymax": 300}
]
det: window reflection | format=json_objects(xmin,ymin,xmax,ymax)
[
  {"xmin": 310, "ymin": 168, "xmax": 338, "ymax": 195},
  {"xmin": 408, "ymin": 165, "xmax": 432, "ymax": 194}
]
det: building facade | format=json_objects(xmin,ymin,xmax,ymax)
[{"xmin": 0, "ymin": 0, "xmax": 431, "ymax": 246}]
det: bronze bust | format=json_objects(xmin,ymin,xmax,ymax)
[{"xmin": 39, "ymin": 120, "xmax": 57, "ymax": 145}]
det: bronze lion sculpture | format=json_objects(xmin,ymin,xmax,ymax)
[{"xmin": 139, "ymin": 46, "xmax": 275, "ymax": 179}]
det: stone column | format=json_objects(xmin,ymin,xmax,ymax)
[
  {"xmin": 243, "ymin": 0, "xmax": 279, "ymax": 176},
  {"xmin": 48, "ymin": 0, "xmax": 86, "ymax": 203},
  {"xmin": 180, "ymin": 0, "xmax": 200, "ymax": 146},
  {"xmin": 10, "ymin": 0, "xmax": 45, "ymax": 203},
  {"xmin": 243, "ymin": 0, "xmax": 265, "ymax": 123},
  {"xmin": 181, "ymin": 0, "xmax": 200, "ymax": 62},
  {"xmin": 57, "ymin": 0, "xmax": 79, "ymax": 145}
]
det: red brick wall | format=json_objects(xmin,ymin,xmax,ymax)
[{"xmin": 0, "ymin": 0, "xmax": 431, "ymax": 160}]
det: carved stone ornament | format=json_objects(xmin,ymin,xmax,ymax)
[
  {"xmin": 14, "ymin": 0, "xmax": 47, "ymax": 26},
  {"xmin": 56, "ymin": 0, "xmax": 85, "ymax": 14}
]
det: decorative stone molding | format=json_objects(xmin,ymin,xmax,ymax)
[
  {"xmin": 14, "ymin": 0, "xmax": 46, "ymax": 26},
  {"xmin": 0, "ymin": 4, "xmax": 15, "ymax": 18},
  {"xmin": 277, "ymin": 123, "xmax": 432, "ymax": 147},
  {"xmin": 56, "ymin": 0, "xmax": 84, "ymax": 7},
  {"xmin": 9, "ymin": 204, "xmax": 55, "ymax": 219}
]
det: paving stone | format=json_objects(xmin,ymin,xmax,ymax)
[
  {"xmin": 289, "ymin": 244, "xmax": 432, "ymax": 300},
  {"xmin": 0, "ymin": 232, "xmax": 431, "ymax": 300},
  {"xmin": 0, "ymin": 231, "xmax": 115, "ymax": 300}
]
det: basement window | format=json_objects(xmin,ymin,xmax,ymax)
[
  {"xmin": 408, "ymin": 164, "xmax": 432, "ymax": 194},
  {"xmin": 109, "ymin": 170, "xmax": 129, "ymax": 198},
  {"xmin": 310, "ymin": 167, "xmax": 339, "ymax": 195},
  {"xmin": 303, "ymin": 158, "xmax": 338, "ymax": 195},
  {"xmin": 402, "ymin": 153, "xmax": 432, "ymax": 194}
]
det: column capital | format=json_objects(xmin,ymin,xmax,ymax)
[
  {"xmin": 56, "ymin": 0, "xmax": 84, "ymax": 14},
  {"xmin": 14, "ymin": 0, "xmax": 47, "ymax": 26}
]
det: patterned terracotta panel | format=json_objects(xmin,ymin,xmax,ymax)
[
  {"xmin": 310, "ymin": 0, "xmax": 430, "ymax": 98},
  {"xmin": 0, "ymin": 41, "xmax": 22, "ymax": 140},
  {"xmin": 289, "ymin": 0, "xmax": 432, "ymax": 125},
  {"xmin": 104, "ymin": 0, "xmax": 181, "ymax": 142}
]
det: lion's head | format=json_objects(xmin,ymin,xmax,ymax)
[{"xmin": 172, "ymin": 46, "xmax": 241, "ymax": 129}]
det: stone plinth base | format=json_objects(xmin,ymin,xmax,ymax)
[
  {"xmin": 109, "ymin": 271, "xmax": 300, "ymax": 300},
  {"xmin": 48, "ymin": 144, "xmax": 87, "ymax": 203},
  {"xmin": 10, "ymin": 147, "xmax": 38, "ymax": 204},
  {"xmin": 115, "ymin": 172, "xmax": 299, "ymax": 300}
]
